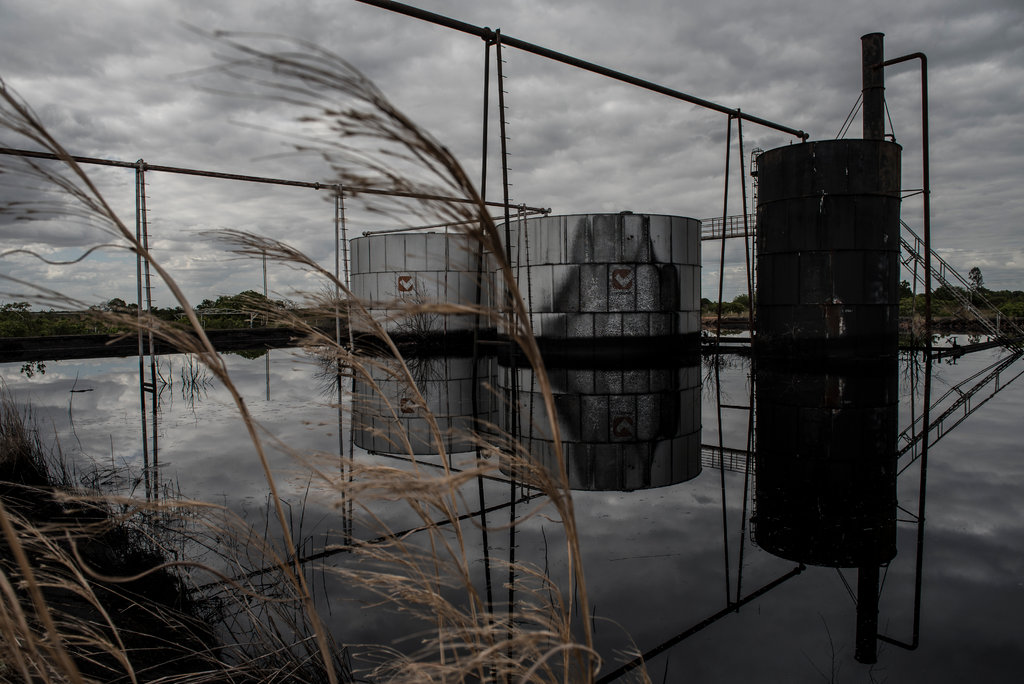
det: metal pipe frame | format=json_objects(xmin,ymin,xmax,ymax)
[
  {"xmin": 0, "ymin": 147, "xmax": 549, "ymax": 215},
  {"xmin": 356, "ymin": 0, "xmax": 809, "ymax": 141},
  {"xmin": 874, "ymin": 52, "xmax": 930, "ymax": 349}
]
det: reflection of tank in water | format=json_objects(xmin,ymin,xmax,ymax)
[
  {"xmin": 501, "ymin": 213, "xmax": 701, "ymax": 351},
  {"xmin": 753, "ymin": 360, "xmax": 898, "ymax": 663},
  {"xmin": 497, "ymin": 360, "xmax": 701, "ymax": 491},
  {"xmin": 351, "ymin": 355, "xmax": 496, "ymax": 455}
]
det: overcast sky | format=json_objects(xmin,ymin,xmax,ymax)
[{"xmin": 1, "ymin": 0, "xmax": 1022, "ymax": 307}]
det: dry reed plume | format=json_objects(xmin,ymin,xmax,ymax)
[{"xmin": 0, "ymin": 31, "xmax": 611, "ymax": 683}]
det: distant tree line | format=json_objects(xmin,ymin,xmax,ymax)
[
  {"xmin": 701, "ymin": 294, "xmax": 750, "ymax": 316},
  {"xmin": 4, "ymin": 272, "xmax": 1022, "ymax": 338},
  {"xmin": 899, "ymin": 279, "xmax": 1024, "ymax": 319},
  {"xmin": 0, "ymin": 290, "xmax": 290, "ymax": 337},
  {"xmin": 701, "ymin": 267, "xmax": 1024, "ymax": 323}
]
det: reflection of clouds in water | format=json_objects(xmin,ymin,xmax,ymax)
[
  {"xmin": 922, "ymin": 373, "xmax": 1024, "ymax": 542},
  {"xmin": 1, "ymin": 352, "xmax": 341, "ymax": 506},
  {"xmin": 2, "ymin": 358, "xmax": 145, "ymax": 461},
  {"xmin": 568, "ymin": 350, "xmax": 1024, "ymax": 681},
  {"xmin": 2, "ymin": 348, "xmax": 1023, "ymax": 680}
]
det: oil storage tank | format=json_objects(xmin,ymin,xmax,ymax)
[
  {"xmin": 501, "ymin": 213, "xmax": 701, "ymax": 352},
  {"xmin": 350, "ymin": 231, "xmax": 492, "ymax": 337},
  {"xmin": 496, "ymin": 360, "xmax": 701, "ymax": 491},
  {"xmin": 755, "ymin": 140, "xmax": 901, "ymax": 358}
]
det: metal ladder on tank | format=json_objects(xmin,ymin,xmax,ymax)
[
  {"xmin": 748, "ymin": 148, "xmax": 762, "ymax": 297},
  {"xmin": 899, "ymin": 221, "xmax": 1024, "ymax": 352}
]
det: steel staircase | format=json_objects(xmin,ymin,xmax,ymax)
[{"xmin": 899, "ymin": 220, "xmax": 1024, "ymax": 351}]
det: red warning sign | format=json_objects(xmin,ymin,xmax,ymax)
[
  {"xmin": 612, "ymin": 416, "xmax": 635, "ymax": 438},
  {"xmin": 400, "ymin": 397, "xmax": 416, "ymax": 414},
  {"xmin": 611, "ymin": 268, "xmax": 634, "ymax": 291},
  {"xmin": 397, "ymin": 274, "xmax": 415, "ymax": 293}
]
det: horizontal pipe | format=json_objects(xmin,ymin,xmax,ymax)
[
  {"xmin": 361, "ymin": 210, "xmax": 548, "ymax": 236},
  {"xmin": 876, "ymin": 52, "xmax": 927, "ymax": 69},
  {"xmin": 356, "ymin": 0, "xmax": 809, "ymax": 141},
  {"xmin": 0, "ymin": 147, "xmax": 548, "ymax": 213}
]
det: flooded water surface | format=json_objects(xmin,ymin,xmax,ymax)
[{"xmin": 2, "ymin": 339, "xmax": 1022, "ymax": 682}]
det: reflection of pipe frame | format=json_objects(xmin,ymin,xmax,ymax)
[
  {"xmin": 199, "ymin": 488, "xmax": 543, "ymax": 590},
  {"xmin": 879, "ymin": 353, "xmax": 931, "ymax": 653},
  {"xmin": 596, "ymin": 564, "xmax": 806, "ymax": 683}
]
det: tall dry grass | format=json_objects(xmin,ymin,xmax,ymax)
[{"xmin": 0, "ymin": 32, "xmax": 606, "ymax": 683}]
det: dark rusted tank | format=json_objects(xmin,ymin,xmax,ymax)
[{"xmin": 755, "ymin": 139, "xmax": 901, "ymax": 358}]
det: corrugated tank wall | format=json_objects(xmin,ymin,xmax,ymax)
[
  {"xmin": 497, "ymin": 361, "xmax": 701, "ymax": 491},
  {"xmin": 351, "ymin": 355, "xmax": 497, "ymax": 455},
  {"xmin": 349, "ymin": 231, "xmax": 493, "ymax": 335},
  {"xmin": 501, "ymin": 213, "xmax": 701, "ymax": 347}
]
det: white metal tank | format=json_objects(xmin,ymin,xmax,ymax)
[
  {"xmin": 500, "ymin": 213, "xmax": 701, "ymax": 346},
  {"xmin": 349, "ymin": 231, "xmax": 492, "ymax": 335}
]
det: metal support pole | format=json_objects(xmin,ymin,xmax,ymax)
[
  {"xmin": 334, "ymin": 189, "xmax": 343, "ymax": 350},
  {"xmin": 715, "ymin": 115, "xmax": 734, "ymax": 342},
  {"xmin": 496, "ymin": 32, "xmax": 513, "ymax": 266},
  {"xmin": 472, "ymin": 35, "xmax": 497, "ymax": 623},
  {"xmin": 134, "ymin": 161, "xmax": 159, "ymax": 501},
  {"xmin": 261, "ymin": 246, "xmax": 269, "ymax": 328},
  {"xmin": 0, "ymin": 147, "xmax": 548, "ymax": 214},
  {"xmin": 135, "ymin": 163, "xmax": 150, "ymax": 501},
  {"xmin": 480, "ymin": 35, "xmax": 492, "ymax": 204}
]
